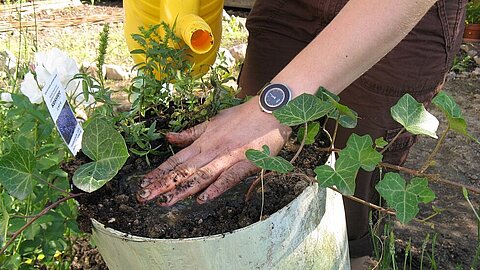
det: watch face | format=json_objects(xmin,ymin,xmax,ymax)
[
  {"xmin": 259, "ymin": 83, "xmax": 292, "ymax": 113},
  {"xmin": 265, "ymin": 88, "xmax": 286, "ymax": 108}
]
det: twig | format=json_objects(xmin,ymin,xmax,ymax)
[
  {"xmin": 245, "ymin": 171, "xmax": 274, "ymax": 202},
  {"xmin": 380, "ymin": 162, "xmax": 480, "ymax": 194},
  {"xmin": 380, "ymin": 127, "xmax": 405, "ymax": 154},
  {"xmin": 328, "ymin": 186, "xmax": 397, "ymax": 216},
  {"xmin": 290, "ymin": 122, "xmax": 307, "ymax": 164},
  {"xmin": 0, "ymin": 193, "xmax": 83, "ymax": 256},
  {"xmin": 419, "ymin": 126, "xmax": 450, "ymax": 173}
]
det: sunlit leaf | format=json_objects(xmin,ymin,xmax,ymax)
[
  {"xmin": 432, "ymin": 91, "xmax": 479, "ymax": 143},
  {"xmin": 391, "ymin": 94, "xmax": 439, "ymax": 138},
  {"xmin": 0, "ymin": 144, "xmax": 35, "ymax": 200},
  {"xmin": 376, "ymin": 173, "xmax": 435, "ymax": 223},
  {"xmin": 73, "ymin": 118, "xmax": 129, "ymax": 192},
  {"xmin": 315, "ymin": 155, "xmax": 360, "ymax": 195},
  {"xmin": 339, "ymin": 134, "xmax": 383, "ymax": 172},
  {"xmin": 273, "ymin": 93, "xmax": 334, "ymax": 126},
  {"xmin": 375, "ymin": 137, "xmax": 388, "ymax": 148},
  {"xmin": 316, "ymin": 87, "xmax": 358, "ymax": 128},
  {"xmin": 246, "ymin": 145, "xmax": 293, "ymax": 173},
  {"xmin": 297, "ymin": 122, "xmax": 320, "ymax": 145}
]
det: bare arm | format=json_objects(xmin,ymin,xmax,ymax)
[
  {"xmin": 138, "ymin": 0, "xmax": 438, "ymax": 205},
  {"xmin": 273, "ymin": 0, "xmax": 437, "ymax": 96}
]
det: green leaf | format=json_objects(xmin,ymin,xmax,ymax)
[
  {"xmin": 391, "ymin": 94, "xmax": 439, "ymax": 138},
  {"xmin": 73, "ymin": 118, "xmax": 129, "ymax": 192},
  {"xmin": 375, "ymin": 137, "xmax": 389, "ymax": 148},
  {"xmin": 0, "ymin": 145, "xmax": 36, "ymax": 200},
  {"xmin": 245, "ymin": 145, "xmax": 293, "ymax": 173},
  {"xmin": 339, "ymin": 134, "xmax": 383, "ymax": 172},
  {"xmin": 297, "ymin": 122, "xmax": 320, "ymax": 145},
  {"xmin": 0, "ymin": 197, "xmax": 10, "ymax": 245},
  {"xmin": 316, "ymin": 88, "xmax": 358, "ymax": 128},
  {"xmin": 408, "ymin": 177, "xmax": 435, "ymax": 203},
  {"xmin": 315, "ymin": 155, "xmax": 360, "ymax": 195},
  {"xmin": 432, "ymin": 91, "xmax": 479, "ymax": 143},
  {"xmin": 273, "ymin": 93, "xmax": 334, "ymax": 126},
  {"xmin": 375, "ymin": 173, "xmax": 435, "ymax": 223}
]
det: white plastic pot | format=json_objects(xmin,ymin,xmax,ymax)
[{"xmin": 91, "ymin": 155, "xmax": 350, "ymax": 269}]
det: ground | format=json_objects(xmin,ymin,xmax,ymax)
[{"xmin": 1, "ymin": 1, "xmax": 479, "ymax": 269}]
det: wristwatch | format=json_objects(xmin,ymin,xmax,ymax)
[{"xmin": 258, "ymin": 83, "xmax": 292, "ymax": 113}]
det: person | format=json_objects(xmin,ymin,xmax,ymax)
[{"xmin": 137, "ymin": 0, "xmax": 467, "ymax": 268}]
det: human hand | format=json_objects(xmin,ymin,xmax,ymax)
[{"xmin": 136, "ymin": 97, "xmax": 291, "ymax": 206}]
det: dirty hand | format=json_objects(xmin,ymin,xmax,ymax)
[{"xmin": 136, "ymin": 97, "xmax": 291, "ymax": 206}]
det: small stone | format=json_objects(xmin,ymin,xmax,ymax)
[
  {"xmin": 133, "ymin": 219, "xmax": 140, "ymax": 226},
  {"xmin": 229, "ymin": 43, "xmax": 247, "ymax": 62},
  {"xmin": 108, "ymin": 218, "xmax": 116, "ymax": 223},
  {"xmin": 460, "ymin": 44, "xmax": 470, "ymax": 53},
  {"xmin": 197, "ymin": 218, "xmax": 203, "ymax": 224},
  {"xmin": 467, "ymin": 49, "xmax": 478, "ymax": 57},
  {"xmin": 104, "ymin": 64, "xmax": 130, "ymax": 81},
  {"xmin": 472, "ymin": 67, "xmax": 480, "ymax": 76},
  {"xmin": 474, "ymin": 55, "xmax": 480, "ymax": 66}
]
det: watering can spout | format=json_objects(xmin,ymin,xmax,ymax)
[
  {"xmin": 124, "ymin": 0, "xmax": 223, "ymax": 76},
  {"xmin": 176, "ymin": 13, "xmax": 214, "ymax": 54}
]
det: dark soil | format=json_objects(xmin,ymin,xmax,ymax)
[{"xmin": 75, "ymin": 134, "xmax": 331, "ymax": 239}]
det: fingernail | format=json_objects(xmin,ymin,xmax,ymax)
[
  {"xmin": 157, "ymin": 195, "xmax": 170, "ymax": 205},
  {"xmin": 140, "ymin": 178, "xmax": 150, "ymax": 188},
  {"xmin": 138, "ymin": 189, "xmax": 150, "ymax": 198},
  {"xmin": 197, "ymin": 194, "xmax": 209, "ymax": 203}
]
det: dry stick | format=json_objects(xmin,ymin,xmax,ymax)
[
  {"xmin": 292, "ymin": 173, "xmax": 397, "ymax": 216},
  {"xmin": 0, "ymin": 193, "xmax": 83, "ymax": 256},
  {"xmin": 380, "ymin": 127, "xmax": 406, "ymax": 154},
  {"xmin": 290, "ymin": 122, "xmax": 308, "ymax": 164},
  {"xmin": 329, "ymin": 186, "xmax": 396, "ymax": 216},
  {"xmin": 245, "ymin": 171, "xmax": 274, "ymax": 202},
  {"xmin": 380, "ymin": 162, "xmax": 480, "ymax": 194},
  {"xmin": 259, "ymin": 170, "xmax": 265, "ymax": 221},
  {"xmin": 419, "ymin": 126, "xmax": 450, "ymax": 174}
]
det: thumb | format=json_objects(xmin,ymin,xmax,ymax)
[{"xmin": 166, "ymin": 121, "xmax": 208, "ymax": 147}]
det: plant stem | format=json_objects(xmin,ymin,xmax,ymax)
[
  {"xmin": 33, "ymin": 171, "xmax": 73, "ymax": 197},
  {"xmin": 419, "ymin": 126, "xmax": 450, "ymax": 174},
  {"xmin": 0, "ymin": 193, "xmax": 82, "ymax": 256},
  {"xmin": 332, "ymin": 117, "xmax": 340, "ymax": 147},
  {"xmin": 380, "ymin": 162, "xmax": 480, "ymax": 194},
  {"xmin": 328, "ymin": 186, "xmax": 397, "ymax": 216},
  {"xmin": 290, "ymin": 122, "xmax": 307, "ymax": 164},
  {"xmin": 259, "ymin": 170, "xmax": 265, "ymax": 221},
  {"xmin": 380, "ymin": 128, "xmax": 406, "ymax": 154},
  {"xmin": 245, "ymin": 171, "xmax": 274, "ymax": 202}
]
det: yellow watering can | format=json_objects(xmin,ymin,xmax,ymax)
[{"xmin": 123, "ymin": 0, "xmax": 224, "ymax": 76}]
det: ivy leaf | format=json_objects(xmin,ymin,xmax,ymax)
[
  {"xmin": 315, "ymin": 155, "xmax": 360, "ymax": 195},
  {"xmin": 273, "ymin": 93, "xmax": 334, "ymax": 126},
  {"xmin": 391, "ymin": 94, "xmax": 439, "ymax": 138},
  {"xmin": 375, "ymin": 137, "xmax": 389, "ymax": 148},
  {"xmin": 73, "ymin": 118, "xmax": 129, "ymax": 192},
  {"xmin": 316, "ymin": 88, "xmax": 358, "ymax": 128},
  {"xmin": 375, "ymin": 173, "xmax": 435, "ymax": 223},
  {"xmin": 0, "ymin": 145, "xmax": 36, "ymax": 200},
  {"xmin": 0, "ymin": 195, "xmax": 11, "ymax": 244},
  {"xmin": 245, "ymin": 145, "xmax": 293, "ymax": 173},
  {"xmin": 297, "ymin": 122, "xmax": 320, "ymax": 145},
  {"xmin": 339, "ymin": 134, "xmax": 383, "ymax": 172},
  {"xmin": 432, "ymin": 91, "xmax": 479, "ymax": 143}
]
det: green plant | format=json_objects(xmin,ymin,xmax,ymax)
[{"xmin": 466, "ymin": 0, "xmax": 480, "ymax": 24}]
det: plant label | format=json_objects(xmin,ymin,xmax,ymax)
[{"xmin": 42, "ymin": 73, "xmax": 83, "ymax": 155}]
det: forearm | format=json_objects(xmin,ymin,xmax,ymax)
[{"xmin": 271, "ymin": 0, "xmax": 437, "ymax": 97}]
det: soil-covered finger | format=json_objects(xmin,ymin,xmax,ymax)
[
  {"xmin": 166, "ymin": 121, "xmax": 208, "ymax": 147},
  {"xmin": 197, "ymin": 160, "xmax": 260, "ymax": 203},
  {"xmin": 157, "ymin": 163, "xmax": 225, "ymax": 206},
  {"xmin": 138, "ymin": 150, "xmax": 220, "ymax": 202},
  {"xmin": 141, "ymin": 145, "xmax": 201, "ymax": 187}
]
